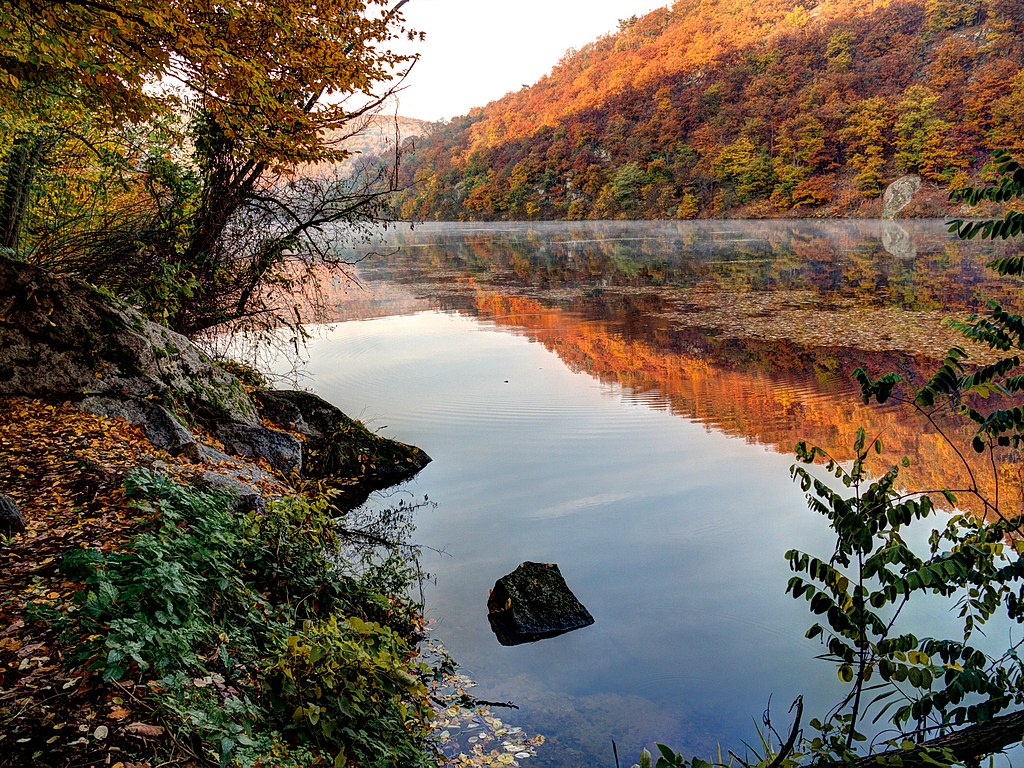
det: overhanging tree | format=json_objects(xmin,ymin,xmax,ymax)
[{"xmin": 0, "ymin": 0, "xmax": 420, "ymax": 334}]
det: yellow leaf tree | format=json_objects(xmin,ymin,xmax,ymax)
[{"xmin": 0, "ymin": 0, "xmax": 419, "ymax": 334}]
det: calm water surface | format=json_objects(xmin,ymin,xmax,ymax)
[{"xmin": 280, "ymin": 221, "xmax": 1022, "ymax": 766}]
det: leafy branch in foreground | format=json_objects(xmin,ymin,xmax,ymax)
[{"xmin": 788, "ymin": 432, "xmax": 1024, "ymax": 761}]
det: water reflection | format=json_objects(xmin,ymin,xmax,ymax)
[
  {"xmin": 881, "ymin": 222, "xmax": 916, "ymax": 259},
  {"xmin": 296, "ymin": 221, "xmax": 1024, "ymax": 765},
  {"xmin": 325, "ymin": 220, "xmax": 1024, "ymax": 520},
  {"xmin": 350, "ymin": 220, "xmax": 1022, "ymax": 316}
]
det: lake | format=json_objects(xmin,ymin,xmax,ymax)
[{"xmin": 274, "ymin": 221, "xmax": 1022, "ymax": 766}]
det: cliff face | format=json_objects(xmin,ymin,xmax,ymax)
[
  {"xmin": 0, "ymin": 254, "xmax": 258, "ymax": 423},
  {"xmin": 387, "ymin": 0, "xmax": 1024, "ymax": 220}
]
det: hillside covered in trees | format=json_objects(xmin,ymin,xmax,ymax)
[{"xmin": 388, "ymin": 0, "xmax": 1024, "ymax": 220}]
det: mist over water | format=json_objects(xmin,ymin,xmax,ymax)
[{"xmin": 278, "ymin": 221, "xmax": 1021, "ymax": 765}]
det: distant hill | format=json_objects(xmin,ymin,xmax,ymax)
[
  {"xmin": 312, "ymin": 114, "xmax": 428, "ymax": 179},
  {"xmin": 383, "ymin": 0, "xmax": 1024, "ymax": 220}
]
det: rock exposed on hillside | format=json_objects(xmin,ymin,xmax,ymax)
[
  {"xmin": 192, "ymin": 445, "xmax": 280, "ymax": 514},
  {"xmin": 487, "ymin": 561, "xmax": 594, "ymax": 646},
  {"xmin": 882, "ymin": 175, "xmax": 922, "ymax": 220},
  {"xmin": 214, "ymin": 422, "xmax": 303, "ymax": 476},
  {"xmin": 80, "ymin": 395, "xmax": 199, "ymax": 457},
  {"xmin": 0, "ymin": 256, "xmax": 258, "ymax": 425},
  {"xmin": 0, "ymin": 494, "xmax": 25, "ymax": 535},
  {"xmin": 198, "ymin": 471, "xmax": 268, "ymax": 515}
]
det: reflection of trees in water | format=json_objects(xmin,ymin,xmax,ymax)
[
  {"xmin": 465, "ymin": 290, "xmax": 1019, "ymax": 518},
  {"xmin": 586, "ymin": 304, "xmax": 1011, "ymax": 516},
  {"xmin": 365, "ymin": 221, "xmax": 1021, "ymax": 314},
  {"xmin": 332, "ymin": 221, "xmax": 1024, "ymax": 516}
]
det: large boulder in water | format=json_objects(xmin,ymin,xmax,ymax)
[{"xmin": 487, "ymin": 561, "xmax": 594, "ymax": 646}]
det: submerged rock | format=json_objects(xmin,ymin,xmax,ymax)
[{"xmin": 487, "ymin": 561, "xmax": 594, "ymax": 646}]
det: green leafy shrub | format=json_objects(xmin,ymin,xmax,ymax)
[
  {"xmin": 56, "ymin": 470, "xmax": 435, "ymax": 767},
  {"xmin": 267, "ymin": 615, "xmax": 434, "ymax": 767},
  {"xmin": 638, "ymin": 151, "xmax": 1024, "ymax": 768}
]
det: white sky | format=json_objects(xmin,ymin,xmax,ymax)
[{"xmin": 388, "ymin": 0, "xmax": 670, "ymax": 122}]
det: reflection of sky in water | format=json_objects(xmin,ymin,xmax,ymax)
[
  {"xmin": 280, "ymin": 311, "xmax": 859, "ymax": 765},
  {"xmin": 288, "ymin": 219, "xmax": 1024, "ymax": 766}
]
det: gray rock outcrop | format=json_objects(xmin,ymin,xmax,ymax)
[
  {"xmin": 0, "ymin": 257, "xmax": 258, "ymax": 425},
  {"xmin": 198, "ymin": 471, "xmax": 267, "ymax": 515},
  {"xmin": 882, "ymin": 174, "xmax": 922, "ymax": 219},
  {"xmin": 80, "ymin": 395, "xmax": 199, "ymax": 457},
  {"xmin": 253, "ymin": 389, "xmax": 431, "ymax": 492},
  {"xmin": 0, "ymin": 256, "xmax": 430, "ymax": 497},
  {"xmin": 487, "ymin": 561, "xmax": 594, "ymax": 646},
  {"xmin": 214, "ymin": 422, "xmax": 303, "ymax": 476},
  {"xmin": 0, "ymin": 494, "xmax": 25, "ymax": 535},
  {"xmin": 251, "ymin": 389, "xmax": 344, "ymax": 439}
]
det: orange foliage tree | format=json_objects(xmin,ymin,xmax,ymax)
[{"xmin": 384, "ymin": 0, "xmax": 1024, "ymax": 221}]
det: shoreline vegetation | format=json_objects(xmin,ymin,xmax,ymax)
[
  {"xmin": 0, "ymin": 397, "xmax": 539, "ymax": 767},
  {"xmin": 0, "ymin": 256, "xmax": 544, "ymax": 767},
  {"xmin": 0, "ymin": 251, "xmax": 433, "ymax": 766}
]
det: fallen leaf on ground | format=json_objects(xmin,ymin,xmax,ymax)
[{"xmin": 125, "ymin": 722, "xmax": 164, "ymax": 738}]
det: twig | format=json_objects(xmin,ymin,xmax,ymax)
[
  {"xmin": 766, "ymin": 696, "xmax": 803, "ymax": 768},
  {"xmin": 473, "ymin": 699, "xmax": 519, "ymax": 710}
]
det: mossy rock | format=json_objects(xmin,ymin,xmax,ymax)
[
  {"xmin": 0, "ymin": 255, "xmax": 260, "ymax": 428},
  {"xmin": 252, "ymin": 390, "xmax": 431, "ymax": 498},
  {"xmin": 487, "ymin": 562, "xmax": 594, "ymax": 646}
]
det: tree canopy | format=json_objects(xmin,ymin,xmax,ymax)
[{"xmin": 0, "ymin": 0, "xmax": 420, "ymax": 334}]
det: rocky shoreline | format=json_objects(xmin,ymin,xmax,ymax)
[
  {"xmin": 0, "ymin": 255, "xmax": 437, "ymax": 767},
  {"xmin": 0, "ymin": 255, "xmax": 431, "ymax": 514}
]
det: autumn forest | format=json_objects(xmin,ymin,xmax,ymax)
[{"xmin": 385, "ymin": 0, "xmax": 1024, "ymax": 221}]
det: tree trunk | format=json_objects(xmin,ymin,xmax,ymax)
[
  {"xmin": 815, "ymin": 710, "xmax": 1024, "ymax": 768},
  {"xmin": 0, "ymin": 134, "xmax": 48, "ymax": 253}
]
